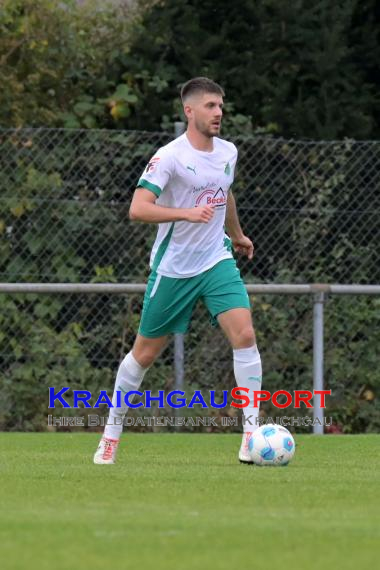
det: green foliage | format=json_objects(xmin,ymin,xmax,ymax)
[
  {"xmin": 323, "ymin": 296, "xmax": 380, "ymax": 433},
  {"xmin": 121, "ymin": 0, "xmax": 380, "ymax": 139},
  {"xmin": 0, "ymin": 292, "xmax": 107, "ymax": 430},
  {"xmin": 0, "ymin": 129, "xmax": 175, "ymax": 431},
  {"xmin": 0, "ymin": 1, "xmax": 379, "ymax": 432},
  {"xmin": 0, "ymin": 0, "xmax": 140, "ymax": 128},
  {"xmin": 1, "ymin": 0, "xmax": 379, "ymax": 137},
  {"xmin": 253, "ymin": 294, "xmax": 380, "ymax": 434},
  {"xmin": 233, "ymin": 138, "xmax": 380, "ymax": 284},
  {"xmin": 0, "ymin": 130, "xmax": 379, "ymax": 432},
  {"xmin": 1, "ymin": 0, "xmax": 379, "ymax": 136}
]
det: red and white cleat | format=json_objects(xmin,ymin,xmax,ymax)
[
  {"xmin": 93, "ymin": 436, "xmax": 119, "ymax": 465},
  {"xmin": 239, "ymin": 432, "xmax": 254, "ymax": 464}
]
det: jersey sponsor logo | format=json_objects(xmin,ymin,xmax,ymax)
[
  {"xmin": 186, "ymin": 165, "xmax": 196, "ymax": 175},
  {"xmin": 191, "ymin": 181, "xmax": 218, "ymax": 194},
  {"xmin": 195, "ymin": 187, "xmax": 227, "ymax": 208},
  {"xmin": 145, "ymin": 157, "xmax": 160, "ymax": 173}
]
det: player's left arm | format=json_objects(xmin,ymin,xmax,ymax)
[{"xmin": 225, "ymin": 191, "xmax": 254, "ymax": 260}]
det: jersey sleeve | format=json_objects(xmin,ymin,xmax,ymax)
[
  {"xmin": 231, "ymin": 144, "xmax": 238, "ymax": 178},
  {"xmin": 137, "ymin": 151, "xmax": 173, "ymax": 197}
]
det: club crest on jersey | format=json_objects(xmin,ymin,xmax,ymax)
[
  {"xmin": 195, "ymin": 187, "xmax": 227, "ymax": 208},
  {"xmin": 145, "ymin": 157, "xmax": 160, "ymax": 173},
  {"xmin": 224, "ymin": 162, "xmax": 231, "ymax": 175}
]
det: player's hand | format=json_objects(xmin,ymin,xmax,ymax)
[
  {"xmin": 186, "ymin": 206, "xmax": 215, "ymax": 223},
  {"xmin": 232, "ymin": 235, "xmax": 254, "ymax": 260}
]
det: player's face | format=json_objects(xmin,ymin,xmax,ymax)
[{"xmin": 187, "ymin": 93, "xmax": 224, "ymax": 138}]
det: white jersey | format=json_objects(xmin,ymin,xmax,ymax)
[{"xmin": 137, "ymin": 133, "xmax": 238, "ymax": 278}]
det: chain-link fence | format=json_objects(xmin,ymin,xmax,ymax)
[
  {"xmin": 0, "ymin": 129, "xmax": 379, "ymax": 432},
  {"xmin": 0, "ymin": 129, "xmax": 379, "ymax": 283}
]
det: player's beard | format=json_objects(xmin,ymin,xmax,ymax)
[{"xmin": 195, "ymin": 117, "xmax": 221, "ymax": 138}]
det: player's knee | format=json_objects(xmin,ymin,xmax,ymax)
[
  {"xmin": 236, "ymin": 325, "xmax": 256, "ymax": 348},
  {"xmin": 132, "ymin": 334, "xmax": 168, "ymax": 368},
  {"xmin": 132, "ymin": 342, "xmax": 163, "ymax": 368},
  {"xmin": 133, "ymin": 350, "xmax": 158, "ymax": 368}
]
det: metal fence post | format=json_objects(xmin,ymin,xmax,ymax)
[
  {"xmin": 173, "ymin": 121, "xmax": 186, "ymax": 395},
  {"xmin": 313, "ymin": 292, "xmax": 325, "ymax": 434},
  {"xmin": 174, "ymin": 121, "xmax": 186, "ymax": 138}
]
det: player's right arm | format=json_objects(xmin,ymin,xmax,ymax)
[{"xmin": 129, "ymin": 188, "xmax": 214, "ymax": 224}]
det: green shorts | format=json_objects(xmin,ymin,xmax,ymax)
[{"xmin": 138, "ymin": 258, "xmax": 251, "ymax": 338}]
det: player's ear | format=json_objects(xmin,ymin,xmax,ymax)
[{"xmin": 183, "ymin": 103, "xmax": 193, "ymax": 121}]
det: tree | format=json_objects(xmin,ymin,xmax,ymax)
[
  {"xmin": 0, "ymin": 0, "xmax": 138, "ymax": 128},
  {"xmin": 121, "ymin": 0, "xmax": 379, "ymax": 139}
]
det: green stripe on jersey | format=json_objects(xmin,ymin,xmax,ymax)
[
  {"xmin": 151, "ymin": 223, "xmax": 175, "ymax": 272},
  {"xmin": 138, "ymin": 178, "xmax": 162, "ymax": 197},
  {"xmin": 223, "ymin": 236, "xmax": 232, "ymax": 252}
]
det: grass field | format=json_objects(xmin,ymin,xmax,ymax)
[{"xmin": 0, "ymin": 433, "xmax": 379, "ymax": 570}]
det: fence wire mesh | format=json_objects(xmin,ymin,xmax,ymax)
[
  {"xmin": 1, "ymin": 129, "xmax": 379, "ymax": 284},
  {"xmin": 0, "ymin": 129, "xmax": 379, "ymax": 432}
]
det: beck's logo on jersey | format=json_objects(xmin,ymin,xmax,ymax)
[
  {"xmin": 195, "ymin": 187, "xmax": 227, "ymax": 208},
  {"xmin": 145, "ymin": 157, "xmax": 160, "ymax": 173}
]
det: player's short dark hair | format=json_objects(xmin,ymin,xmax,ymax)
[{"xmin": 180, "ymin": 77, "xmax": 225, "ymax": 102}]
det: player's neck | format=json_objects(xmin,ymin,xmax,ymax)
[{"xmin": 186, "ymin": 128, "xmax": 214, "ymax": 152}]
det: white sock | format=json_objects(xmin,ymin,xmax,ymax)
[
  {"xmin": 233, "ymin": 345, "xmax": 262, "ymax": 433},
  {"xmin": 104, "ymin": 351, "xmax": 149, "ymax": 440}
]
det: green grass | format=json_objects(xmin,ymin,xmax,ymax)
[{"xmin": 0, "ymin": 434, "xmax": 379, "ymax": 570}]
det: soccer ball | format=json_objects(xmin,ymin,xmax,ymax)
[{"xmin": 248, "ymin": 424, "xmax": 295, "ymax": 466}]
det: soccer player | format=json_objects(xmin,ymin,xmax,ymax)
[{"xmin": 94, "ymin": 77, "xmax": 262, "ymax": 464}]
